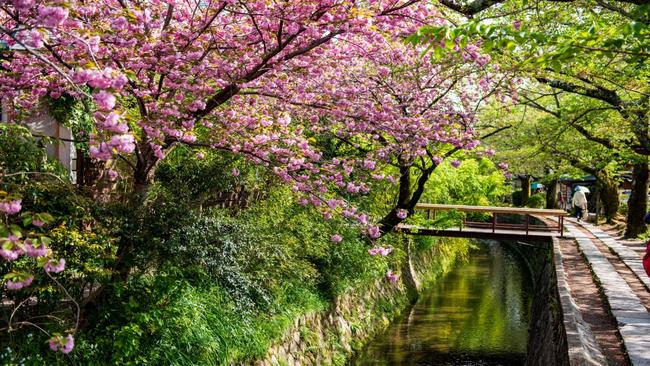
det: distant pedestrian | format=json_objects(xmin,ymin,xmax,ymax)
[
  {"xmin": 572, "ymin": 188, "xmax": 588, "ymax": 221},
  {"xmin": 643, "ymin": 212, "xmax": 650, "ymax": 278}
]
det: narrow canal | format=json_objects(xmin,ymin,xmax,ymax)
[{"xmin": 353, "ymin": 241, "xmax": 534, "ymax": 366}]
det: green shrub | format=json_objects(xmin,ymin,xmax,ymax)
[
  {"xmin": 527, "ymin": 193, "xmax": 545, "ymax": 208},
  {"xmin": 423, "ymin": 159, "xmax": 510, "ymax": 206},
  {"xmin": 0, "ymin": 124, "xmax": 69, "ymax": 178},
  {"xmin": 512, "ymin": 190, "xmax": 523, "ymax": 206}
]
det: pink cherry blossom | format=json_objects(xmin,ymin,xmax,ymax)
[
  {"xmin": 497, "ymin": 162, "xmax": 509, "ymax": 170},
  {"xmin": 6, "ymin": 276, "xmax": 33, "ymax": 290},
  {"xmin": 357, "ymin": 214, "xmax": 369, "ymax": 225},
  {"xmin": 12, "ymin": 0, "xmax": 34, "ymax": 11},
  {"xmin": 396, "ymin": 209, "xmax": 408, "ymax": 219},
  {"xmin": 0, "ymin": 248, "xmax": 21, "ymax": 261},
  {"xmin": 331, "ymin": 234, "xmax": 343, "ymax": 243},
  {"xmin": 89, "ymin": 142, "xmax": 112, "ymax": 161},
  {"xmin": 0, "ymin": 0, "xmax": 504, "ymax": 247},
  {"xmin": 386, "ymin": 270, "xmax": 400, "ymax": 283},
  {"xmin": 18, "ymin": 29, "xmax": 43, "ymax": 48},
  {"xmin": 0, "ymin": 199, "xmax": 22, "ymax": 215},
  {"xmin": 93, "ymin": 90, "xmax": 116, "ymax": 110},
  {"xmin": 108, "ymin": 135, "xmax": 135, "ymax": 153},
  {"xmin": 107, "ymin": 169, "xmax": 119, "ymax": 181},
  {"xmin": 61, "ymin": 335, "xmax": 74, "ymax": 354},
  {"xmin": 49, "ymin": 334, "xmax": 74, "ymax": 354},
  {"xmin": 377, "ymin": 247, "xmax": 393, "ymax": 257},
  {"xmin": 24, "ymin": 240, "xmax": 48, "ymax": 257},
  {"xmin": 367, "ymin": 225, "xmax": 381, "ymax": 239},
  {"xmin": 44, "ymin": 258, "xmax": 66, "ymax": 273},
  {"xmin": 362, "ymin": 159, "xmax": 376, "ymax": 170},
  {"xmin": 451, "ymin": 160, "xmax": 462, "ymax": 168},
  {"xmin": 38, "ymin": 6, "xmax": 68, "ymax": 27}
]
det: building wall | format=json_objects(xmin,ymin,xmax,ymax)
[
  {"xmin": 2, "ymin": 100, "xmax": 77, "ymax": 182},
  {"xmin": 25, "ymin": 107, "xmax": 77, "ymax": 182}
]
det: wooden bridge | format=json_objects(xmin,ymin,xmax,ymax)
[{"xmin": 397, "ymin": 204, "xmax": 569, "ymax": 242}]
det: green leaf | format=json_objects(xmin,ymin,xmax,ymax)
[
  {"xmin": 40, "ymin": 236, "xmax": 52, "ymax": 246},
  {"xmin": 433, "ymin": 46, "xmax": 445, "ymax": 60},
  {"xmin": 459, "ymin": 36, "xmax": 468, "ymax": 48}
]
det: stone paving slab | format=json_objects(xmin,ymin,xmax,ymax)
[
  {"xmin": 565, "ymin": 222, "xmax": 650, "ymax": 366},
  {"xmin": 579, "ymin": 222, "xmax": 650, "ymax": 290},
  {"xmin": 552, "ymin": 237, "xmax": 608, "ymax": 366}
]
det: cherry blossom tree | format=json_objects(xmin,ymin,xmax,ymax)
[
  {"xmin": 1, "ymin": 0, "xmax": 430, "ymax": 190},
  {"xmin": 237, "ymin": 29, "xmax": 508, "ymax": 236},
  {"xmin": 0, "ymin": 3, "xmax": 510, "ymax": 353},
  {"xmin": 0, "ymin": 0, "xmax": 509, "ymax": 231}
]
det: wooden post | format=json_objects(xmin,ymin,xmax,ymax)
[
  {"xmin": 525, "ymin": 214, "xmax": 530, "ymax": 235},
  {"xmin": 492, "ymin": 213, "xmax": 497, "ymax": 233}
]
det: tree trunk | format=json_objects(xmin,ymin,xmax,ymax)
[
  {"xmin": 379, "ymin": 164, "xmax": 435, "ymax": 235},
  {"xmin": 521, "ymin": 175, "xmax": 532, "ymax": 207},
  {"xmin": 76, "ymin": 151, "xmax": 102, "ymax": 188},
  {"xmin": 625, "ymin": 160, "xmax": 649, "ymax": 238},
  {"xmin": 595, "ymin": 173, "xmax": 619, "ymax": 224},
  {"xmin": 132, "ymin": 141, "xmax": 166, "ymax": 194},
  {"xmin": 545, "ymin": 178, "xmax": 558, "ymax": 209}
]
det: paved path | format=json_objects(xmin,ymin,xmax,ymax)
[
  {"xmin": 565, "ymin": 220, "xmax": 650, "ymax": 366},
  {"xmin": 579, "ymin": 222, "xmax": 650, "ymax": 290}
]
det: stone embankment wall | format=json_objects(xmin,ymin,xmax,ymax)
[
  {"xmin": 248, "ymin": 238, "xmax": 464, "ymax": 366},
  {"xmin": 522, "ymin": 240, "xmax": 571, "ymax": 366}
]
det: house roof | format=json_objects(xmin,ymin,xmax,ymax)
[{"xmin": 559, "ymin": 175, "xmax": 597, "ymax": 184}]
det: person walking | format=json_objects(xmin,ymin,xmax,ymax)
[{"xmin": 572, "ymin": 188, "xmax": 588, "ymax": 221}]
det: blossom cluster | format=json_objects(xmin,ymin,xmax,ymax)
[{"xmin": 0, "ymin": 196, "xmax": 72, "ymax": 353}]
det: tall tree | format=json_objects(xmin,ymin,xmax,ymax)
[{"xmin": 412, "ymin": 0, "xmax": 649, "ymax": 234}]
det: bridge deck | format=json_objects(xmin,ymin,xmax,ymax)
[
  {"xmin": 416, "ymin": 203, "xmax": 568, "ymax": 216},
  {"xmin": 409, "ymin": 204, "xmax": 570, "ymax": 239},
  {"xmin": 397, "ymin": 224, "xmax": 566, "ymax": 242}
]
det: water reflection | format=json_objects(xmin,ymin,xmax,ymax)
[{"xmin": 353, "ymin": 241, "xmax": 532, "ymax": 366}]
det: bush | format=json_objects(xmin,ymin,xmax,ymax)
[
  {"xmin": 527, "ymin": 193, "xmax": 545, "ymax": 208},
  {"xmin": 0, "ymin": 124, "xmax": 69, "ymax": 178},
  {"xmin": 512, "ymin": 190, "xmax": 523, "ymax": 206}
]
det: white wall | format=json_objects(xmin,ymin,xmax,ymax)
[{"xmin": 24, "ymin": 106, "xmax": 76, "ymax": 181}]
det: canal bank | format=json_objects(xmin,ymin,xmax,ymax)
[
  {"xmin": 250, "ymin": 237, "xmax": 574, "ymax": 366},
  {"xmin": 248, "ymin": 236, "xmax": 473, "ymax": 366}
]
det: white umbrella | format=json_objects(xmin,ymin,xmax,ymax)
[{"xmin": 576, "ymin": 186, "xmax": 590, "ymax": 194}]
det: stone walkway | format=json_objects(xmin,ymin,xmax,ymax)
[
  {"xmin": 564, "ymin": 219, "xmax": 650, "ymax": 366},
  {"xmin": 579, "ymin": 222, "xmax": 650, "ymax": 291}
]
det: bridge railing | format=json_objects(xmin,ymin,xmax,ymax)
[{"xmin": 414, "ymin": 204, "xmax": 569, "ymax": 237}]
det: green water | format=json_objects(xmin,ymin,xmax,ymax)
[{"xmin": 353, "ymin": 241, "xmax": 533, "ymax": 366}]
